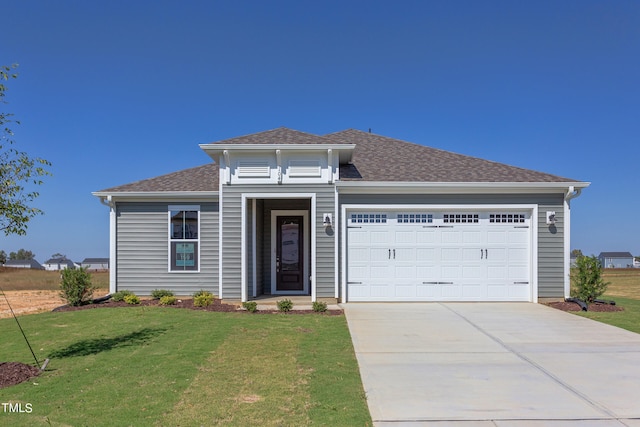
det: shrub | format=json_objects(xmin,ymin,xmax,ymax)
[
  {"xmin": 571, "ymin": 255, "xmax": 610, "ymax": 303},
  {"xmin": 159, "ymin": 295, "xmax": 177, "ymax": 306},
  {"xmin": 277, "ymin": 298, "xmax": 293, "ymax": 312},
  {"xmin": 151, "ymin": 289, "xmax": 174, "ymax": 299},
  {"xmin": 123, "ymin": 294, "xmax": 140, "ymax": 305},
  {"xmin": 111, "ymin": 290, "xmax": 134, "ymax": 302},
  {"xmin": 242, "ymin": 301, "xmax": 258, "ymax": 313},
  {"xmin": 312, "ymin": 301, "xmax": 328, "ymax": 313},
  {"xmin": 193, "ymin": 291, "xmax": 213, "ymax": 307},
  {"xmin": 59, "ymin": 267, "xmax": 95, "ymax": 306}
]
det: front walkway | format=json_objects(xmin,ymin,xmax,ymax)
[{"xmin": 343, "ymin": 302, "xmax": 640, "ymax": 426}]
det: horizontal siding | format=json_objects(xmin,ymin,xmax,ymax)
[
  {"xmin": 222, "ymin": 184, "xmax": 336, "ymax": 299},
  {"xmin": 116, "ymin": 202, "xmax": 218, "ymax": 295},
  {"xmin": 338, "ymin": 192, "xmax": 566, "ymax": 299}
]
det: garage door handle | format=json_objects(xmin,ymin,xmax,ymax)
[
  {"xmin": 348, "ymin": 281, "xmax": 363, "ymax": 284},
  {"xmin": 393, "ymin": 249, "xmax": 396, "ymax": 259},
  {"xmin": 423, "ymin": 281, "xmax": 454, "ymax": 285},
  {"xmin": 485, "ymin": 249, "xmax": 488, "ymax": 259},
  {"xmin": 481, "ymin": 249, "xmax": 483, "ymax": 259},
  {"xmin": 388, "ymin": 249, "xmax": 391, "ymax": 259},
  {"xmin": 513, "ymin": 281, "xmax": 529, "ymax": 284}
]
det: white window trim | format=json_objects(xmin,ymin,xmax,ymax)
[
  {"xmin": 341, "ymin": 204, "xmax": 538, "ymax": 303},
  {"xmin": 168, "ymin": 205, "xmax": 201, "ymax": 273}
]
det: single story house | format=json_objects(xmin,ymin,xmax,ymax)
[
  {"xmin": 94, "ymin": 128, "xmax": 589, "ymax": 303},
  {"xmin": 598, "ymin": 252, "xmax": 634, "ymax": 269},
  {"xmin": 81, "ymin": 258, "xmax": 110, "ymax": 271},
  {"xmin": 42, "ymin": 257, "xmax": 76, "ymax": 271},
  {"xmin": 3, "ymin": 259, "xmax": 44, "ymax": 269}
]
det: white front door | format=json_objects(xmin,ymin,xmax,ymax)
[{"xmin": 347, "ymin": 211, "xmax": 532, "ymax": 302}]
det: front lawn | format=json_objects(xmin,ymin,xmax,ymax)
[{"xmin": 0, "ymin": 308, "xmax": 371, "ymax": 426}]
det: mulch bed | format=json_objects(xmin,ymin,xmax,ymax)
[
  {"xmin": 0, "ymin": 362, "xmax": 41, "ymax": 389},
  {"xmin": 547, "ymin": 300, "xmax": 623, "ymax": 312}
]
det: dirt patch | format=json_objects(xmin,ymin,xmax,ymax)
[
  {"xmin": 547, "ymin": 300, "xmax": 624, "ymax": 312},
  {"xmin": 0, "ymin": 290, "xmax": 66, "ymax": 318}
]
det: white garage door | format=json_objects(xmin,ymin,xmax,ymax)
[{"xmin": 347, "ymin": 211, "xmax": 531, "ymax": 301}]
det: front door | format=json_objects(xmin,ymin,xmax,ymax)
[{"xmin": 276, "ymin": 216, "xmax": 304, "ymax": 291}]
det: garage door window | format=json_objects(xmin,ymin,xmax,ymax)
[
  {"xmin": 489, "ymin": 213, "xmax": 525, "ymax": 223},
  {"xmin": 443, "ymin": 213, "xmax": 479, "ymax": 223},
  {"xmin": 350, "ymin": 213, "xmax": 387, "ymax": 224},
  {"xmin": 397, "ymin": 213, "xmax": 433, "ymax": 223}
]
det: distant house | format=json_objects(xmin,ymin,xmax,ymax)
[
  {"xmin": 43, "ymin": 257, "xmax": 76, "ymax": 271},
  {"xmin": 81, "ymin": 258, "xmax": 109, "ymax": 271},
  {"xmin": 598, "ymin": 252, "xmax": 634, "ymax": 269},
  {"xmin": 4, "ymin": 259, "xmax": 44, "ymax": 269}
]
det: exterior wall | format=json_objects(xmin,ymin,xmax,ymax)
[
  {"xmin": 337, "ymin": 192, "xmax": 566, "ymax": 299},
  {"xmin": 220, "ymin": 183, "xmax": 336, "ymax": 300},
  {"xmin": 115, "ymin": 201, "xmax": 219, "ymax": 295},
  {"xmin": 599, "ymin": 257, "xmax": 634, "ymax": 268}
]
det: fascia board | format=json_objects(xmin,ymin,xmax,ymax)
[
  {"xmin": 199, "ymin": 144, "xmax": 355, "ymax": 163},
  {"xmin": 92, "ymin": 191, "xmax": 219, "ymax": 201},
  {"xmin": 335, "ymin": 181, "xmax": 591, "ymax": 194}
]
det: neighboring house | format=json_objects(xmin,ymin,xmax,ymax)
[
  {"xmin": 4, "ymin": 259, "xmax": 44, "ymax": 269},
  {"xmin": 598, "ymin": 252, "xmax": 634, "ymax": 269},
  {"xmin": 81, "ymin": 258, "xmax": 110, "ymax": 271},
  {"xmin": 43, "ymin": 257, "xmax": 76, "ymax": 271},
  {"xmin": 93, "ymin": 127, "xmax": 590, "ymax": 302}
]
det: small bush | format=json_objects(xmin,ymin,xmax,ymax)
[
  {"xmin": 242, "ymin": 301, "xmax": 258, "ymax": 312},
  {"xmin": 193, "ymin": 291, "xmax": 213, "ymax": 307},
  {"xmin": 159, "ymin": 295, "xmax": 177, "ymax": 306},
  {"xmin": 312, "ymin": 301, "xmax": 328, "ymax": 313},
  {"xmin": 277, "ymin": 298, "xmax": 293, "ymax": 312},
  {"xmin": 571, "ymin": 255, "xmax": 609, "ymax": 303},
  {"xmin": 59, "ymin": 267, "xmax": 95, "ymax": 306},
  {"xmin": 123, "ymin": 294, "xmax": 140, "ymax": 305},
  {"xmin": 151, "ymin": 289, "xmax": 174, "ymax": 299},
  {"xmin": 111, "ymin": 290, "xmax": 134, "ymax": 302}
]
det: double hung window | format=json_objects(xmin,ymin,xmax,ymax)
[{"xmin": 169, "ymin": 206, "xmax": 200, "ymax": 272}]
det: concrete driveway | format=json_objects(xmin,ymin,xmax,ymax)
[{"xmin": 343, "ymin": 303, "xmax": 640, "ymax": 426}]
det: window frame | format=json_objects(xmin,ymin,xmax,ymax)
[{"xmin": 168, "ymin": 205, "xmax": 201, "ymax": 273}]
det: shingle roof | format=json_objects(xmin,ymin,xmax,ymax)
[
  {"xmin": 98, "ymin": 164, "xmax": 218, "ymax": 193},
  {"xmin": 328, "ymin": 129, "xmax": 577, "ymax": 182},
  {"xmin": 599, "ymin": 252, "xmax": 634, "ymax": 258},
  {"xmin": 97, "ymin": 128, "xmax": 581, "ymax": 193}
]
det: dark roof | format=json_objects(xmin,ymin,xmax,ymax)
[
  {"xmin": 97, "ymin": 128, "xmax": 581, "ymax": 193},
  {"xmin": 82, "ymin": 258, "xmax": 109, "ymax": 264},
  {"xmin": 99, "ymin": 164, "xmax": 218, "ymax": 193},
  {"xmin": 4, "ymin": 259, "xmax": 43, "ymax": 269},
  {"xmin": 328, "ymin": 129, "xmax": 577, "ymax": 182},
  {"xmin": 599, "ymin": 252, "xmax": 634, "ymax": 258}
]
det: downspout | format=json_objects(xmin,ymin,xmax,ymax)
[{"xmin": 563, "ymin": 186, "xmax": 583, "ymax": 299}]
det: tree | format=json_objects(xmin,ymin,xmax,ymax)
[
  {"xmin": 0, "ymin": 250, "xmax": 6, "ymax": 264},
  {"xmin": 9, "ymin": 249, "xmax": 34, "ymax": 260},
  {"xmin": 570, "ymin": 255, "xmax": 609, "ymax": 303},
  {"xmin": 571, "ymin": 249, "xmax": 583, "ymax": 257},
  {"xmin": 51, "ymin": 252, "xmax": 66, "ymax": 259},
  {"xmin": 1, "ymin": 64, "xmax": 52, "ymax": 236}
]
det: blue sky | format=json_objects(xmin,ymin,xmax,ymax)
[{"xmin": 2, "ymin": 0, "xmax": 639, "ymax": 262}]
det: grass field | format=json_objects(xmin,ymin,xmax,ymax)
[
  {"xmin": 0, "ymin": 308, "xmax": 372, "ymax": 426},
  {"xmin": 0, "ymin": 268, "xmax": 109, "ymax": 292}
]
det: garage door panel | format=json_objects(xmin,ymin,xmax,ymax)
[{"xmin": 347, "ymin": 211, "xmax": 532, "ymax": 302}]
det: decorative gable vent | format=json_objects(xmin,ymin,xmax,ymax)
[
  {"xmin": 288, "ymin": 160, "xmax": 321, "ymax": 177},
  {"xmin": 237, "ymin": 161, "xmax": 271, "ymax": 178}
]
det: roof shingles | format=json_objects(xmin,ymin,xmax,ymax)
[{"xmin": 98, "ymin": 128, "xmax": 580, "ymax": 193}]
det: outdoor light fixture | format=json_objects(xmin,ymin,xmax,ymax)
[
  {"xmin": 323, "ymin": 213, "xmax": 332, "ymax": 229},
  {"xmin": 546, "ymin": 211, "xmax": 557, "ymax": 225}
]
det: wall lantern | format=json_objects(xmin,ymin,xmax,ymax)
[
  {"xmin": 546, "ymin": 211, "xmax": 557, "ymax": 225},
  {"xmin": 323, "ymin": 213, "xmax": 333, "ymax": 229}
]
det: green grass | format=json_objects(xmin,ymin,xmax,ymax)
[
  {"xmin": 571, "ymin": 269, "xmax": 640, "ymax": 334},
  {"xmin": 0, "ymin": 308, "xmax": 371, "ymax": 426}
]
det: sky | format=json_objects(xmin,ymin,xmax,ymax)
[{"xmin": 2, "ymin": 0, "xmax": 639, "ymax": 262}]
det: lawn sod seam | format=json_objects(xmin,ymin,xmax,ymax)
[{"xmin": 0, "ymin": 308, "xmax": 371, "ymax": 426}]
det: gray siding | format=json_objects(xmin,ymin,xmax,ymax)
[
  {"xmin": 338, "ymin": 192, "xmax": 566, "ymax": 299},
  {"xmin": 116, "ymin": 202, "xmax": 219, "ymax": 295},
  {"xmin": 221, "ymin": 184, "xmax": 336, "ymax": 300}
]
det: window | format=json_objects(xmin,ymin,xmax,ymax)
[
  {"xmin": 169, "ymin": 206, "xmax": 200, "ymax": 272},
  {"xmin": 489, "ymin": 213, "xmax": 525, "ymax": 223},
  {"xmin": 397, "ymin": 213, "xmax": 433, "ymax": 224},
  {"xmin": 350, "ymin": 213, "xmax": 387, "ymax": 224},
  {"xmin": 443, "ymin": 213, "xmax": 479, "ymax": 223}
]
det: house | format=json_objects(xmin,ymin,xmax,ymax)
[
  {"xmin": 598, "ymin": 252, "xmax": 634, "ymax": 269},
  {"xmin": 93, "ymin": 127, "xmax": 590, "ymax": 303},
  {"xmin": 81, "ymin": 258, "xmax": 110, "ymax": 271},
  {"xmin": 42, "ymin": 257, "xmax": 76, "ymax": 271},
  {"xmin": 4, "ymin": 259, "xmax": 44, "ymax": 269}
]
